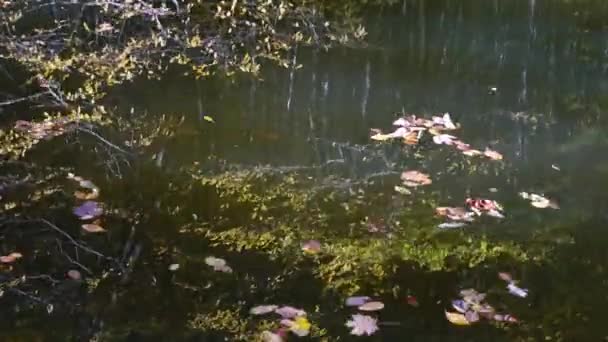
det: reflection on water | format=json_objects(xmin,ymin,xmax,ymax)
[{"xmin": 6, "ymin": 0, "xmax": 608, "ymax": 340}]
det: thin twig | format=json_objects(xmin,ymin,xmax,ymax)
[
  {"xmin": 0, "ymin": 91, "xmax": 50, "ymax": 107},
  {"xmin": 76, "ymin": 127, "xmax": 133, "ymax": 155},
  {"xmin": 57, "ymin": 240, "xmax": 93, "ymax": 275},
  {"xmin": 39, "ymin": 218, "xmax": 106, "ymax": 259}
]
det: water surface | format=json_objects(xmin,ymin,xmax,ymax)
[{"xmin": 5, "ymin": 0, "xmax": 608, "ymax": 340}]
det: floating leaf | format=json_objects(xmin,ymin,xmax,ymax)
[
  {"xmin": 498, "ymin": 272, "xmax": 513, "ymax": 282},
  {"xmin": 433, "ymin": 134, "xmax": 457, "ymax": 145},
  {"xmin": 445, "ymin": 311, "xmax": 471, "ymax": 326},
  {"xmin": 81, "ymin": 223, "xmax": 106, "ymax": 233},
  {"xmin": 358, "ymin": 301, "xmax": 384, "ymax": 311},
  {"xmin": 400, "ymin": 171, "xmax": 432, "ymax": 187},
  {"xmin": 79, "ymin": 180, "xmax": 97, "ymax": 190},
  {"xmin": 250, "ymin": 305, "xmax": 279, "ymax": 315},
  {"xmin": 460, "ymin": 289, "xmax": 486, "ymax": 304},
  {"xmin": 67, "ymin": 270, "xmax": 81, "ymax": 280},
  {"xmin": 486, "ymin": 209, "xmax": 505, "ymax": 219},
  {"xmin": 168, "ymin": 264, "xmax": 180, "ymax": 271},
  {"xmin": 520, "ymin": 192, "xmax": 559, "ymax": 209},
  {"xmin": 74, "ymin": 190, "xmax": 99, "ymax": 200},
  {"xmin": 73, "ymin": 201, "xmax": 103, "ymax": 220},
  {"xmin": 442, "ymin": 113, "xmax": 457, "ymax": 130},
  {"xmin": 462, "ymin": 149, "xmax": 482, "ymax": 156},
  {"xmin": 346, "ymin": 314, "xmax": 379, "ymax": 336},
  {"xmin": 465, "ymin": 310, "xmax": 480, "ymax": 323},
  {"xmin": 403, "ymin": 131, "xmax": 421, "ymax": 145},
  {"xmin": 370, "ymin": 133, "xmax": 391, "ymax": 141},
  {"xmin": 507, "ymin": 283, "xmax": 528, "ymax": 298},
  {"xmin": 275, "ymin": 306, "xmax": 306, "ymax": 319},
  {"xmin": 346, "ymin": 296, "xmax": 371, "ymax": 307},
  {"xmin": 0, "ymin": 252, "xmax": 22, "ymax": 263},
  {"xmin": 394, "ymin": 185, "xmax": 412, "ymax": 195},
  {"xmin": 301, "ymin": 240, "xmax": 321, "ymax": 254},
  {"xmin": 280, "ymin": 316, "xmax": 310, "ymax": 337},
  {"xmin": 203, "ymin": 115, "xmax": 215, "ymax": 123},
  {"xmin": 451, "ymin": 300, "xmax": 469, "ymax": 313},
  {"xmin": 483, "ymin": 148, "xmax": 503, "ymax": 160},
  {"xmin": 438, "ymin": 222, "xmax": 467, "ymax": 229},
  {"xmin": 493, "ymin": 314, "xmax": 518, "ymax": 323},
  {"xmin": 466, "ymin": 198, "xmax": 503, "ymax": 215},
  {"xmin": 436, "ymin": 207, "xmax": 475, "ymax": 222},
  {"xmin": 205, "ymin": 256, "xmax": 233, "ymax": 273}
]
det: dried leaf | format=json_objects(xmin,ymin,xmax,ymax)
[
  {"xmin": 451, "ymin": 300, "xmax": 469, "ymax": 313},
  {"xmin": 205, "ymin": 256, "xmax": 233, "ymax": 273},
  {"xmin": 250, "ymin": 305, "xmax": 279, "ymax": 315},
  {"xmin": 67, "ymin": 270, "xmax": 81, "ymax": 280},
  {"xmin": 346, "ymin": 314, "xmax": 379, "ymax": 336},
  {"xmin": 275, "ymin": 306, "xmax": 306, "ymax": 318},
  {"xmin": 465, "ymin": 310, "xmax": 480, "ymax": 323},
  {"xmin": 74, "ymin": 190, "xmax": 99, "ymax": 200},
  {"xmin": 81, "ymin": 223, "xmax": 106, "ymax": 233},
  {"xmin": 400, "ymin": 171, "xmax": 432, "ymax": 187},
  {"xmin": 346, "ymin": 296, "xmax": 371, "ymax": 307},
  {"xmin": 462, "ymin": 149, "xmax": 482, "ymax": 156},
  {"xmin": 281, "ymin": 316, "xmax": 310, "ymax": 336},
  {"xmin": 358, "ymin": 301, "xmax": 384, "ymax": 311},
  {"xmin": 0, "ymin": 252, "xmax": 22, "ymax": 263},
  {"xmin": 73, "ymin": 201, "xmax": 103, "ymax": 220},
  {"xmin": 507, "ymin": 283, "xmax": 528, "ymax": 298},
  {"xmin": 445, "ymin": 311, "xmax": 471, "ymax": 326},
  {"xmin": 438, "ymin": 222, "xmax": 467, "ymax": 229},
  {"xmin": 498, "ymin": 272, "xmax": 513, "ymax": 282},
  {"xmin": 483, "ymin": 148, "xmax": 503, "ymax": 160},
  {"xmin": 394, "ymin": 185, "xmax": 412, "ymax": 195}
]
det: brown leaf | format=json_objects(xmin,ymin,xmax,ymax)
[
  {"xmin": 67, "ymin": 270, "xmax": 82, "ymax": 280},
  {"xmin": 0, "ymin": 252, "xmax": 23, "ymax": 264},
  {"xmin": 74, "ymin": 189, "xmax": 99, "ymax": 200},
  {"xmin": 484, "ymin": 148, "xmax": 503, "ymax": 160},
  {"xmin": 81, "ymin": 223, "xmax": 106, "ymax": 233},
  {"xmin": 400, "ymin": 171, "xmax": 432, "ymax": 186}
]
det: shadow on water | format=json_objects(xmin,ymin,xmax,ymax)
[{"xmin": 4, "ymin": 0, "xmax": 608, "ymax": 340}]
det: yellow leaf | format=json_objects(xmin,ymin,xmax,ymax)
[{"xmin": 445, "ymin": 311, "xmax": 471, "ymax": 326}]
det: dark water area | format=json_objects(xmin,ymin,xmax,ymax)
[{"xmin": 4, "ymin": 0, "xmax": 608, "ymax": 341}]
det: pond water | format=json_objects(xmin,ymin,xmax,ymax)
[{"xmin": 5, "ymin": 0, "xmax": 608, "ymax": 340}]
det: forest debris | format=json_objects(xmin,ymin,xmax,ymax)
[
  {"xmin": 0, "ymin": 252, "xmax": 22, "ymax": 263},
  {"xmin": 73, "ymin": 201, "xmax": 103, "ymax": 220},
  {"xmin": 346, "ymin": 314, "xmax": 379, "ymax": 336},
  {"xmin": 81, "ymin": 223, "xmax": 106, "ymax": 233}
]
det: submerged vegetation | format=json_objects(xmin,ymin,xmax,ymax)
[{"xmin": 2, "ymin": 0, "xmax": 608, "ymax": 340}]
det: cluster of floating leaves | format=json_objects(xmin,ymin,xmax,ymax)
[
  {"xmin": 69, "ymin": 173, "xmax": 107, "ymax": 233},
  {"xmin": 446, "ymin": 286, "xmax": 519, "ymax": 326},
  {"xmin": 436, "ymin": 198, "xmax": 504, "ymax": 229},
  {"xmin": 250, "ymin": 305, "xmax": 311, "ymax": 340},
  {"xmin": 370, "ymin": 113, "xmax": 503, "ymax": 161}
]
